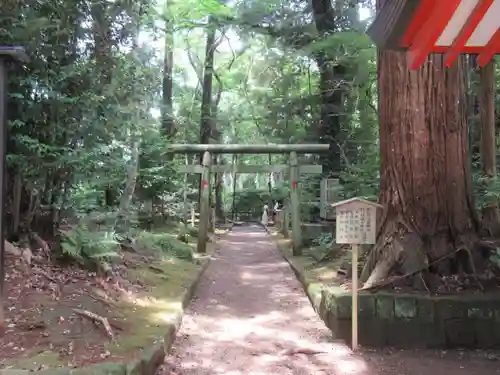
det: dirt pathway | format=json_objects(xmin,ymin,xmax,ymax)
[{"xmin": 157, "ymin": 225, "xmax": 500, "ymax": 375}]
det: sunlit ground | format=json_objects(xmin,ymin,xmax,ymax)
[{"xmin": 162, "ymin": 225, "xmax": 369, "ymax": 374}]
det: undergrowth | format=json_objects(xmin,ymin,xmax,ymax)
[
  {"xmin": 135, "ymin": 231, "xmax": 194, "ymax": 261},
  {"xmin": 59, "ymin": 224, "xmax": 120, "ymax": 265},
  {"xmin": 59, "ymin": 217, "xmax": 196, "ymax": 267}
]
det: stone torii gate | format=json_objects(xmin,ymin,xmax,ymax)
[{"xmin": 167, "ymin": 144, "xmax": 330, "ymax": 255}]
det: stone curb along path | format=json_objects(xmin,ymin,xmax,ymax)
[
  {"xmin": 0, "ymin": 257, "xmax": 212, "ymax": 375},
  {"xmin": 274, "ymin": 237, "xmax": 330, "ymax": 325}
]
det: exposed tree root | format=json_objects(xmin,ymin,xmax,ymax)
[
  {"xmin": 5, "ymin": 240, "xmax": 33, "ymax": 265},
  {"xmin": 88, "ymin": 292, "xmax": 116, "ymax": 307},
  {"xmin": 73, "ymin": 308, "xmax": 114, "ymax": 340},
  {"xmin": 359, "ymin": 219, "xmax": 487, "ymax": 292},
  {"xmin": 30, "ymin": 232, "xmax": 51, "ymax": 257},
  {"xmin": 279, "ymin": 348, "xmax": 327, "ymax": 356}
]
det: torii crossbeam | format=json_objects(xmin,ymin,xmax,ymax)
[{"xmin": 367, "ymin": 0, "xmax": 500, "ymax": 69}]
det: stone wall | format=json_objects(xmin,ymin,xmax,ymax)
[{"xmin": 317, "ymin": 287, "xmax": 500, "ymax": 348}]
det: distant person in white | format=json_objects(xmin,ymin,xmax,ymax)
[
  {"xmin": 261, "ymin": 204, "xmax": 269, "ymax": 227},
  {"xmin": 272, "ymin": 201, "xmax": 280, "ymax": 224}
]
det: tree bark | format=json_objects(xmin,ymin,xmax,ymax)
[
  {"xmin": 161, "ymin": 2, "xmax": 175, "ymax": 138},
  {"xmin": 479, "ymin": 61, "xmax": 500, "ymax": 236},
  {"xmin": 198, "ymin": 17, "xmax": 217, "ymax": 204},
  {"xmin": 11, "ymin": 172, "xmax": 22, "ymax": 234},
  {"xmin": 91, "ymin": 0, "xmax": 114, "ymax": 208},
  {"xmin": 116, "ymin": 138, "xmax": 140, "ymax": 233},
  {"xmin": 199, "ymin": 18, "xmax": 216, "ymax": 148},
  {"xmin": 361, "ymin": 48, "xmax": 480, "ymax": 289},
  {"xmin": 310, "ymin": 0, "xmax": 345, "ymax": 176}
]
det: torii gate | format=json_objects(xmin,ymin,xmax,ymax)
[
  {"xmin": 367, "ymin": 0, "xmax": 500, "ymax": 69},
  {"xmin": 168, "ymin": 143, "xmax": 329, "ymax": 255}
]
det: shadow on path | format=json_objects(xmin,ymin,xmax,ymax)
[
  {"xmin": 158, "ymin": 224, "xmax": 367, "ymax": 375},
  {"xmin": 157, "ymin": 225, "xmax": 500, "ymax": 375}
]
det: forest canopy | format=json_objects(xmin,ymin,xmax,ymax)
[{"xmin": 2, "ymin": 0, "xmax": 500, "ymax": 300}]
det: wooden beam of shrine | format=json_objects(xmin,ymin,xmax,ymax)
[
  {"xmin": 444, "ymin": 0, "xmax": 494, "ymax": 67},
  {"xmin": 167, "ymin": 144, "xmax": 329, "ymax": 154},
  {"xmin": 0, "ymin": 46, "xmax": 29, "ymax": 62},
  {"xmin": 478, "ymin": 28, "xmax": 500, "ymax": 67},
  {"xmin": 177, "ymin": 164, "xmax": 322, "ymax": 174},
  {"xmin": 407, "ymin": 0, "xmax": 461, "ymax": 70}
]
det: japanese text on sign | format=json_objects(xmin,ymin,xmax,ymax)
[{"xmin": 336, "ymin": 205, "xmax": 376, "ymax": 244}]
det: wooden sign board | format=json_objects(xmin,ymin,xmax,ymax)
[
  {"xmin": 331, "ymin": 198, "xmax": 382, "ymax": 245},
  {"xmin": 331, "ymin": 197, "xmax": 382, "ymax": 351}
]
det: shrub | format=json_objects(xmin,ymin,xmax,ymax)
[
  {"xmin": 59, "ymin": 224, "xmax": 120, "ymax": 265},
  {"xmin": 135, "ymin": 231, "xmax": 194, "ymax": 261}
]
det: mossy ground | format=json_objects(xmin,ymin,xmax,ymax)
[
  {"xmin": 275, "ymin": 237, "xmax": 345, "ymax": 288},
  {"xmin": 0, "ymin": 226, "xmax": 225, "ymax": 371}
]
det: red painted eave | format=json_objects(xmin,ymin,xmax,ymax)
[
  {"xmin": 406, "ymin": 0, "xmax": 462, "ymax": 70},
  {"xmin": 368, "ymin": 0, "xmax": 500, "ymax": 69},
  {"xmin": 444, "ymin": 0, "xmax": 495, "ymax": 67}
]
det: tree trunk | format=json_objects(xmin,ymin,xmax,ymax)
[
  {"xmin": 479, "ymin": 61, "xmax": 500, "ymax": 236},
  {"xmin": 310, "ymin": 0, "xmax": 345, "ymax": 176},
  {"xmin": 198, "ymin": 18, "xmax": 217, "ymax": 207},
  {"xmin": 11, "ymin": 172, "xmax": 22, "ymax": 235},
  {"xmin": 91, "ymin": 0, "xmax": 114, "ymax": 206},
  {"xmin": 199, "ymin": 18, "xmax": 216, "ymax": 148},
  {"xmin": 161, "ymin": 2, "xmax": 175, "ymax": 138},
  {"xmin": 361, "ymin": 48, "xmax": 480, "ymax": 290},
  {"xmin": 116, "ymin": 139, "xmax": 140, "ymax": 233}
]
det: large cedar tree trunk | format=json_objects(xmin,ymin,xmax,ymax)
[{"xmin": 361, "ymin": 48, "xmax": 480, "ymax": 290}]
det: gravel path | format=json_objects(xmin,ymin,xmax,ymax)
[{"xmin": 157, "ymin": 225, "xmax": 500, "ymax": 375}]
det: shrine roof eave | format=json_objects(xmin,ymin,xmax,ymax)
[
  {"xmin": 366, "ymin": 0, "xmax": 419, "ymax": 52},
  {"xmin": 366, "ymin": 0, "xmax": 500, "ymax": 69}
]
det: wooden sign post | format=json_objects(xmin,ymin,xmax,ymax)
[{"xmin": 331, "ymin": 198, "xmax": 382, "ymax": 350}]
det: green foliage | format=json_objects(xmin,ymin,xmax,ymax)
[
  {"xmin": 135, "ymin": 231, "xmax": 194, "ymax": 262},
  {"xmin": 339, "ymin": 150, "xmax": 380, "ymax": 201},
  {"xmin": 2, "ymin": 0, "xmax": 384, "ymax": 269},
  {"xmin": 312, "ymin": 232, "xmax": 334, "ymax": 247},
  {"xmin": 60, "ymin": 225, "xmax": 120, "ymax": 264},
  {"xmin": 490, "ymin": 248, "xmax": 500, "ymax": 268},
  {"xmin": 231, "ymin": 186, "xmax": 288, "ymax": 215},
  {"xmin": 473, "ymin": 171, "xmax": 500, "ymax": 211},
  {"xmin": 184, "ymin": 226, "xmax": 199, "ymax": 238}
]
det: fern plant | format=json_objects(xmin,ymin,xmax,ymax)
[
  {"xmin": 135, "ymin": 231, "xmax": 194, "ymax": 261},
  {"xmin": 60, "ymin": 224, "xmax": 120, "ymax": 264}
]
